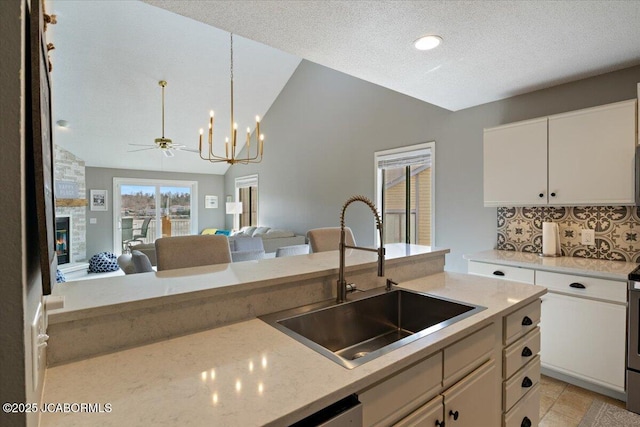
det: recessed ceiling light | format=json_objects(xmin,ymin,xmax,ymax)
[{"xmin": 414, "ymin": 35, "xmax": 442, "ymax": 51}]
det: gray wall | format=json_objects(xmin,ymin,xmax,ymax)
[
  {"xmin": 225, "ymin": 60, "xmax": 640, "ymax": 273},
  {"xmin": 85, "ymin": 167, "xmax": 226, "ymax": 256},
  {"xmin": 224, "ymin": 59, "xmax": 451, "ymax": 249},
  {"xmin": 1, "ymin": 1, "xmax": 44, "ymax": 426}
]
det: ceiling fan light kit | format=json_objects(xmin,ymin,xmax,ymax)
[
  {"xmin": 128, "ymin": 80, "xmax": 199, "ymax": 158},
  {"xmin": 198, "ymin": 33, "xmax": 264, "ymax": 165}
]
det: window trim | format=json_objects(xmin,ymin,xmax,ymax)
[
  {"xmin": 234, "ymin": 174, "xmax": 259, "ymax": 230},
  {"xmin": 374, "ymin": 142, "xmax": 435, "ymax": 246}
]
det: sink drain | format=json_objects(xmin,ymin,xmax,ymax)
[{"xmin": 351, "ymin": 352, "xmax": 369, "ymax": 360}]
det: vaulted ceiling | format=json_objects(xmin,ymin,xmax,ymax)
[{"xmin": 51, "ymin": 0, "xmax": 640, "ymax": 175}]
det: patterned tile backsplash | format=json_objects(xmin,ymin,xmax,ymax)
[{"xmin": 497, "ymin": 206, "xmax": 640, "ymax": 262}]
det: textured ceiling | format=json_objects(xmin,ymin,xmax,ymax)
[
  {"xmin": 51, "ymin": 0, "xmax": 640, "ymax": 175},
  {"xmin": 145, "ymin": 0, "xmax": 640, "ymax": 111}
]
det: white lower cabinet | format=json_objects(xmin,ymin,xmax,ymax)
[
  {"xmin": 395, "ymin": 360, "xmax": 498, "ymax": 427},
  {"xmin": 540, "ymin": 292, "xmax": 627, "ymax": 392},
  {"xmin": 467, "ymin": 258, "xmax": 629, "ymax": 397},
  {"xmin": 442, "ymin": 360, "xmax": 499, "ymax": 427},
  {"xmin": 360, "ymin": 324, "xmax": 500, "ymax": 427},
  {"xmin": 359, "ymin": 352, "xmax": 442, "ymax": 426}
]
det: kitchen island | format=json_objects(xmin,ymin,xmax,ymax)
[
  {"xmin": 47, "ymin": 244, "xmax": 448, "ymax": 365},
  {"xmin": 41, "ymin": 254, "xmax": 546, "ymax": 426}
]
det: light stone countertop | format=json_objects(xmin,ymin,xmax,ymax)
[
  {"xmin": 41, "ymin": 272, "xmax": 546, "ymax": 427},
  {"xmin": 464, "ymin": 250, "xmax": 638, "ymax": 281},
  {"xmin": 49, "ymin": 244, "xmax": 447, "ymax": 323}
]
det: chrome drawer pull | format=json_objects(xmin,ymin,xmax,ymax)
[
  {"xmin": 521, "ymin": 376, "xmax": 533, "ymax": 388},
  {"xmin": 569, "ymin": 282, "xmax": 586, "ymax": 289}
]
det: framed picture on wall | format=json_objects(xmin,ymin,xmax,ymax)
[
  {"xmin": 90, "ymin": 189, "xmax": 108, "ymax": 211},
  {"xmin": 205, "ymin": 195, "xmax": 218, "ymax": 209}
]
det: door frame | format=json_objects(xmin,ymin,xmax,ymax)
[{"xmin": 112, "ymin": 177, "xmax": 198, "ymax": 253}]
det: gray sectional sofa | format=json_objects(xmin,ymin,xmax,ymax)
[{"xmin": 230, "ymin": 227, "xmax": 306, "ymax": 254}]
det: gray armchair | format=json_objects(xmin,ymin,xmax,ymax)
[{"xmin": 230, "ymin": 237, "xmax": 265, "ymax": 262}]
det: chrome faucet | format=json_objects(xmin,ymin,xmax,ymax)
[{"xmin": 337, "ymin": 195, "xmax": 385, "ymax": 303}]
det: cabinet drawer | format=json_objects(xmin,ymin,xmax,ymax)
[
  {"xmin": 504, "ymin": 328, "xmax": 540, "ymax": 379},
  {"xmin": 468, "ymin": 261, "xmax": 535, "ymax": 284},
  {"xmin": 504, "ymin": 355, "xmax": 541, "ymax": 412},
  {"xmin": 504, "ymin": 299, "xmax": 541, "ymax": 345},
  {"xmin": 536, "ymin": 270, "xmax": 626, "ymax": 303},
  {"xmin": 360, "ymin": 352, "xmax": 442, "ymax": 427},
  {"xmin": 444, "ymin": 323, "xmax": 495, "ymax": 386},
  {"xmin": 504, "ymin": 383, "xmax": 540, "ymax": 427},
  {"xmin": 393, "ymin": 395, "xmax": 443, "ymax": 427}
]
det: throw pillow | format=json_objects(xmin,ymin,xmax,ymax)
[
  {"xmin": 55, "ymin": 268, "xmax": 66, "ymax": 283},
  {"xmin": 201, "ymin": 228, "xmax": 218, "ymax": 235},
  {"xmin": 88, "ymin": 252, "xmax": 119, "ymax": 273},
  {"xmin": 251, "ymin": 226, "xmax": 271, "ymax": 237}
]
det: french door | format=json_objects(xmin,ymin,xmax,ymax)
[{"xmin": 113, "ymin": 178, "xmax": 197, "ymax": 253}]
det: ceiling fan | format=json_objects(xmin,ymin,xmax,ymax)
[{"xmin": 128, "ymin": 80, "xmax": 199, "ymax": 158}]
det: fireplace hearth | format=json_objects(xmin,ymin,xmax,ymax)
[{"xmin": 55, "ymin": 216, "xmax": 70, "ymax": 265}]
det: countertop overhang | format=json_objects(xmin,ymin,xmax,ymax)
[{"xmin": 49, "ymin": 244, "xmax": 448, "ymax": 324}]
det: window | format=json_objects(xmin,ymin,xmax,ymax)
[
  {"xmin": 113, "ymin": 178, "xmax": 198, "ymax": 253},
  {"xmin": 234, "ymin": 174, "xmax": 258, "ymax": 229},
  {"xmin": 375, "ymin": 142, "xmax": 434, "ymax": 246}
]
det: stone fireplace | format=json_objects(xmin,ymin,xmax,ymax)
[
  {"xmin": 54, "ymin": 145, "xmax": 87, "ymax": 264},
  {"xmin": 55, "ymin": 216, "xmax": 70, "ymax": 265}
]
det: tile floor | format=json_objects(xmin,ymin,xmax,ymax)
[{"xmin": 539, "ymin": 375, "xmax": 626, "ymax": 426}]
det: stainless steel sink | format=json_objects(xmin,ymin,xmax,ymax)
[{"xmin": 260, "ymin": 288, "xmax": 485, "ymax": 369}]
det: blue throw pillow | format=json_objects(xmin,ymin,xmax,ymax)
[
  {"xmin": 88, "ymin": 252, "xmax": 119, "ymax": 273},
  {"xmin": 215, "ymin": 229, "xmax": 231, "ymax": 236}
]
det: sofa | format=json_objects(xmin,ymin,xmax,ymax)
[
  {"xmin": 231, "ymin": 227, "xmax": 306, "ymax": 254},
  {"xmin": 229, "ymin": 236, "xmax": 265, "ymax": 262}
]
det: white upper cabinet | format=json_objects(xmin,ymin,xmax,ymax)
[
  {"xmin": 484, "ymin": 99, "xmax": 637, "ymax": 207},
  {"xmin": 549, "ymin": 100, "xmax": 637, "ymax": 205},
  {"xmin": 483, "ymin": 117, "xmax": 548, "ymax": 206}
]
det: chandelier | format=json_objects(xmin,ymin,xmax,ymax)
[{"xmin": 198, "ymin": 33, "xmax": 264, "ymax": 165}]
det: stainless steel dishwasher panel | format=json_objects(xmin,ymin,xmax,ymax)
[{"xmin": 290, "ymin": 394, "xmax": 362, "ymax": 427}]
